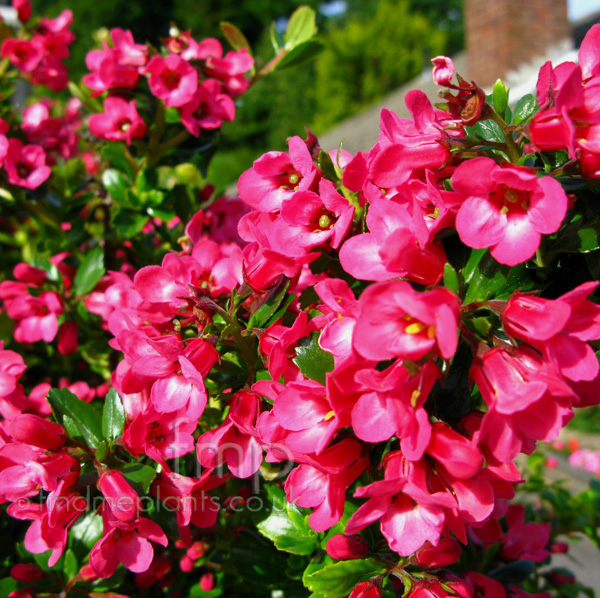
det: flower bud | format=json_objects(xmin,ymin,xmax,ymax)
[
  {"xmin": 179, "ymin": 556, "xmax": 194, "ymax": 573},
  {"xmin": 58, "ymin": 321, "xmax": 78, "ymax": 356},
  {"xmin": 326, "ymin": 534, "xmax": 369, "ymax": 560},
  {"xmin": 187, "ymin": 541, "xmax": 206, "ymax": 561},
  {"xmin": 349, "ymin": 581, "xmax": 381, "ymax": 598},
  {"xmin": 10, "ymin": 414, "xmax": 65, "ymax": 449},
  {"xmin": 200, "ymin": 573, "xmax": 214, "ymax": 592},
  {"xmin": 550, "ymin": 542, "xmax": 569, "ymax": 554},
  {"xmin": 98, "ymin": 470, "xmax": 142, "ymax": 522},
  {"xmin": 10, "ymin": 563, "xmax": 43, "ymax": 581}
]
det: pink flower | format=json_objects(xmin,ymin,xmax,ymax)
[
  {"xmin": 89, "ymin": 510, "xmax": 168, "ymax": 578},
  {"xmin": 145, "ymin": 54, "xmax": 198, "ymax": 107},
  {"xmin": 89, "ymin": 96, "xmax": 148, "ymax": 145},
  {"xmin": 453, "ymin": 157, "xmax": 568, "ymax": 265},
  {"xmin": 179, "ymin": 79, "xmax": 235, "ymax": 136},
  {"xmin": 1, "ymin": 38, "xmax": 42, "ymax": 72},
  {"xmin": 431, "ymin": 56, "xmax": 455, "ymax": 87},
  {"xmin": 353, "ymin": 280, "xmax": 460, "ymax": 363},
  {"xmin": 4, "ymin": 139, "xmax": 51, "ymax": 189}
]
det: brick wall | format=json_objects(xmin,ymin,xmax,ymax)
[{"xmin": 465, "ymin": 0, "xmax": 570, "ymax": 88}]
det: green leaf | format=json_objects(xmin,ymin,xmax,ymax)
[
  {"xmin": 101, "ymin": 168, "xmax": 129, "ymax": 201},
  {"xmin": 317, "ymin": 151, "xmax": 338, "ymax": 182},
  {"xmin": 488, "ymin": 559, "xmax": 536, "ymax": 584},
  {"xmin": 48, "ymin": 388, "xmax": 103, "ymax": 449},
  {"xmin": 112, "ymin": 209, "xmax": 148, "ymax": 237},
  {"xmin": 256, "ymin": 486, "xmax": 320, "ymax": 555},
  {"xmin": 32, "ymin": 256, "xmax": 60, "ymax": 282},
  {"xmin": 0, "ymin": 579, "xmax": 18, "ymax": 595},
  {"xmin": 468, "ymin": 119, "xmax": 503, "ymax": 143},
  {"xmin": 101, "ymin": 142, "xmax": 134, "ymax": 179},
  {"xmin": 462, "ymin": 249, "xmax": 534, "ymax": 304},
  {"xmin": 304, "ymin": 560, "xmax": 386, "ymax": 597},
  {"xmin": 120, "ymin": 462, "xmax": 157, "ymax": 495},
  {"xmin": 270, "ymin": 21, "xmax": 283, "ymax": 53},
  {"xmin": 278, "ymin": 40, "xmax": 324, "ymax": 71},
  {"xmin": 74, "ymin": 246, "xmax": 105, "ymax": 296},
  {"xmin": 492, "ymin": 79, "xmax": 509, "ymax": 119},
  {"xmin": 443, "ymin": 262, "xmax": 459, "ymax": 294},
  {"xmin": 512, "ymin": 93, "xmax": 539, "ymax": 125},
  {"xmin": 293, "ymin": 332, "xmax": 334, "ymax": 385},
  {"xmin": 220, "ymin": 21, "xmax": 252, "ymax": 54},
  {"xmin": 284, "ymin": 6, "xmax": 318, "ymax": 50},
  {"xmin": 248, "ymin": 279, "xmax": 290, "ymax": 329},
  {"xmin": 102, "ymin": 388, "xmax": 126, "ymax": 442},
  {"xmin": 62, "ymin": 548, "xmax": 78, "ymax": 581}
]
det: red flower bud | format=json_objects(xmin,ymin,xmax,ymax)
[
  {"xmin": 179, "ymin": 556, "xmax": 194, "ymax": 573},
  {"xmin": 550, "ymin": 542, "xmax": 569, "ymax": 554},
  {"xmin": 10, "ymin": 414, "xmax": 65, "ymax": 449},
  {"xmin": 326, "ymin": 534, "xmax": 369, "ymax": 560},
  {"xmin": 10, "ymin": 563, "xmax": 43, "ymax": 581},
  {"xmin": 200, "ymin": 573, "xmax": 214, "ymax": 592},
  {"xmin": 187, "ymin": 541, "xmax": 206, "ymax": 560},
  {"xmin": 58, "ymin": 321, "xmax": 78, "ymax": 355},
  {"xmin": 98, "ymin": 470, "xmax": 142, "ymax": 522},
  {"xmin": 349, "ymin": 581, "xmax": 382, "ymax": 598}
]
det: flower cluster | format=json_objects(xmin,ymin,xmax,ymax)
[{"xmin": 0, "ymin": 3, "xmax": 599, "ymax": 598}]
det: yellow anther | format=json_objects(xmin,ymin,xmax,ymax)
[
  {"xmin": 411, "ymin": 390, "xmax": 420, "ymax": 408},
  {"xmin": 500, "ymin": 206, "xmax": 509, "ymax": 215},
  {"xmin": 324, "ymin": 410, "xmax": 336, "ymax": 421},
  {"xmin": 405, "ymin": 322, "xmax": 427, "ymax": 335},
  {"xmin": 288, "ymin": 172, "xmax": 299, "ymax": 185},
  {"xmin": 427, "ymin": 325, "xmax": 436, "ymax": 339}
]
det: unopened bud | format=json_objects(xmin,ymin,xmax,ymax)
[
  {"xmin": 11, "ymin": 414, "xmax": 65, "ymax": 450},
  {"xmin": 200, "ymin": 573, "xmax": 214, "ymax": 592},
  {"xmin": 326, "ymin": 534, "xmax": 369, "ymax": 560},
  {"xmin": 349, "ymin": 581, "xmax": 381, "ymax": 598},
  {"xmin": 10, "ymin": 563, "xmax": 43, "ymax": 582},
  {"xmin": 98, "ymin": 470, "xmax": 142, "ymax": 522}
]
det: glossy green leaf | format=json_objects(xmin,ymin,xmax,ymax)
[
  {"xmin": 32, "ymin": 256, "xmax": 60, "ymax": 282},
  {"xmin": 278, "ymin": 40, "xmax": 324, "ymax": 71},
  {"xmin": 74, "ymin": 246, "xmax": 105, "ymax": 296},
  {"xmin": 462, "ymin": 249, "xmax": 534, "ymax": 304},
  {"xmin": 468, "ymin": 119, "xmax": 503, "ymax": 143},
  {"xmin": 257, "ymin": 485, "xmax": 320, "ymax": 555},
  {"xmin": 102, "ymin": 388, "xmax": 126, "ymax": 442},
  {"xmin": 443, "ymin": 262, "xmax": 459, "ymax": 294},
  {"xmin": 293, "ymin": 332, "xmax": 334, "ymax": 385},
  {"xmin": 48, "ymin": 388, "xmax": 103, "ymax": 449},
  {"xmin": 248, "ymin": 278, "xmax": 290, "ymax": 329},
  {"xmin": 492, "ymin": 79, "xmax": 509, "ymax": 119},
  {"xmin": 284, "ymin": 6, "xmax": 318, "ymax": 50},
  {"xmin": 120, "ymin": 462, "xmax": 157, "ymax": 495},
  {"xmin": 512, "ymin": 93, "xmax": 539, "ymax": 125},
  {"xmin": 101, "ymin": 168, "xmax": 129, "ymax": 201},
  {"xmin": 304, "ymin": 560, "xmax": 386, "ymax": 597},
  {"xmin": 101, "ymin": 142, "xmax": 134, "ymax": 179},
  {"xmin": 112, "ymin": 209, "xmax": 148, "ymax": 237}
]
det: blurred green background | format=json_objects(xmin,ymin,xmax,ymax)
[{"xmin": 31, "ymin": 0, "xmax": 463, "ymax": 191}]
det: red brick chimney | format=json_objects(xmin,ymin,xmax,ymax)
[{"xmin": 464, "ymin": 0, "xmax": 571, "ymax": 89}]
